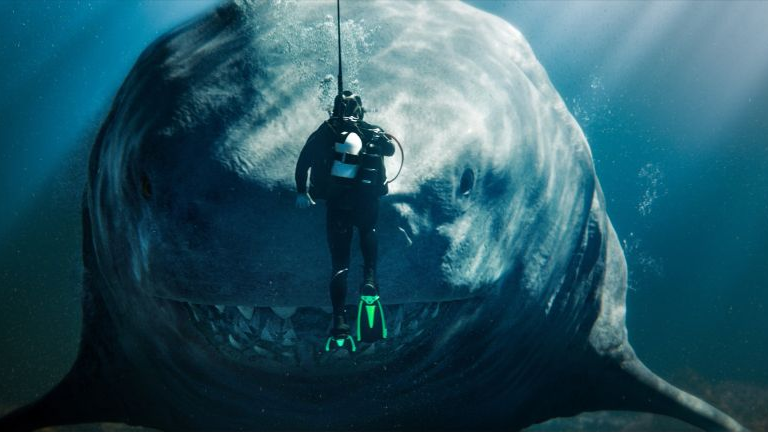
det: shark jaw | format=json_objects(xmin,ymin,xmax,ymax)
[{"xmin": 175, "ymin": 297, "xmax": 482, "ymax": 376}]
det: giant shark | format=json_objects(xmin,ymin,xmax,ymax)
[{"xmin": 0, "ymin": 1, "xmax": 747, "ymax": 431}]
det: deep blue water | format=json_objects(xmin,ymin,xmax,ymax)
[{"xmin": 1, "ymin": 1, "xmax": 766, "ymax": 430}]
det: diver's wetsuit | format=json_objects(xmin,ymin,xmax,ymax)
[
  {"xmin": 325, "ymin": 178, "xmax": 379, "ymax": 315},
  {"xmin": 295, "ymin": 117, "xmax": 395, "ymax": 316}
]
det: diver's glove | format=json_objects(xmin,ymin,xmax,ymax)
[{"xmin": 295, "ymin": 192, "xmax": 316, "ymax": 209}]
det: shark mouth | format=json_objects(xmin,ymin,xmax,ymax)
[{"xmin": 180, "ymin": 299, "xmax": 476, "ymax": 375}]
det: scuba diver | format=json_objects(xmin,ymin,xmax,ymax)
[{"xmin": 294, "ymin": 91, "xmax": 395, "ymax": 351}]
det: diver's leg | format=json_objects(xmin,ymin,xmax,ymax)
[
  {"xmin": 357, "ymin": 198, "xmax": 380, "ymax": 289},
  {"xmin": 354, "ymin": 198, "xmax": 388, "ymax": 343},
  {"xmin": 327, "ymin": 202, "xmax": 353, "ymax": 330},
  {"xmin": 359, "ymin": 228, "xmax": 377, "ymax": 287}
]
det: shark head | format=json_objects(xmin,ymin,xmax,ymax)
[
  {"xmin": 1, "ymin": 1, "xmax": 745, "ymax": 431},
  {"xmin": 87, "ymin": 0, "xmax": 597, "ymax": 380}
]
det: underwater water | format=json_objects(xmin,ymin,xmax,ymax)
[
  {"xmin": 477, "ymin": 2, "xmax": 768, "ymax": 430},
  {"xmin": 1, "ymin": 1, "xmax": 766, "ymax": 430}
]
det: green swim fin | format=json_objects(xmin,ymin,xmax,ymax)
[
  {"xmin": 356, "ymin": 283, "xmax": 387, "ymax": 343},
  {"xmin": 325, "ymin": 315, "xmax": 356, "ymax": 352},
  {"xmin": 324, "ymin": 333, "xmax": 357, "ymax": 352}
]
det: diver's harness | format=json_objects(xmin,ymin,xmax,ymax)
[{"xmin": 324, "ymin": 117, "xmax": 403, "ymax": 197}]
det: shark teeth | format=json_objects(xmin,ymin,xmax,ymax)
[
  {"xmin": 281, "ymin": 318, "xmax": 297, "ymax": 346},
  {"xmin": 392, "ymin": 306, "xmax": 404, "ymax": 336},
  {"xmin": 228, "ymin": 334, "xmax": 244, "ymax": 350},
  {"xmin": 252, "ymin": 344, "xmax": 270, "ymax": 356},
  {"xmin": 260, "ymin": 316, "xmax": 280, "ymax": 342},
  {"xmin": 186, "ymin": 303, "xmax": 443, "ymax": 340},
  {"xmin": 181, "ymin": 299, "xmax": 477, "ymax": 371},
  {"xmin": 431, "ymin": 302, "xmax": 440, "ymax": 318},
  {"xmin": 270, "ymin": 306, "xmax": 297, "ymax": 319},
  {"xmin": 237, "ymin": 305, "xmax": 254, "ymax": 320}
]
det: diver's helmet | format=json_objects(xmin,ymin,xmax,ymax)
[
  {"xmin": 332, "ymin": 90, "xmax": 364, "ymax": 120},
  {"xmin": 331, "ymin": 131, "xmax": 363, "ymax": 179}
]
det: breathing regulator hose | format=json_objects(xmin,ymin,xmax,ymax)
[{"xmin": 384, "ymin": 133, "xmax": 404, "ymax": 185}]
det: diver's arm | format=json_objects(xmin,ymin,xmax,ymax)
[
  {"xmin": 295, "ymin": 144, "xmax": 312, "ymax": 195},
  {"xmin": 295, "ymin": 125, "xmax": 325, "ymax": 194},
  {"xmin": 296, "ymin": 192, "xmax": 315, "ymax": 209},
  {"xmin": 295, "ymin": 126, "xmax": 324, "ymax": 208}
]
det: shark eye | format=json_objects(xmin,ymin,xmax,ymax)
[
  {"xmin": 140, "ymin": 173, "xmax": 152, "ymax": 199},
  {"xmin": 458, "ymin": 168, "xmax": 475, "ymax": 196}
]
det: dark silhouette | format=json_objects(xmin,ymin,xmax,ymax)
[{"xmin": 295, "ymin": 91, "xmax": 395, "ymax": 337}]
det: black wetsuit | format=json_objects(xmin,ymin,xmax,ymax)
[{"xmin": 295, "ymin": 117, "xmax": 395, "ymax": 316}]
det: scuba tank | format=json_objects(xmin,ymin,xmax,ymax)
[
  {"xmin": 326, "ymin": 118, "xmax": 389, "ymax": 199},
  {"xmin": 331, "ymin": 131, "xmax": 363, "ymax": 179},
  {"xmin": 327, "ymin": 127, "xmax": 364, "ymax": 209}
]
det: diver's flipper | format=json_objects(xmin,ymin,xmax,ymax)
[
  {"xmin": 356, "ymin": 284, "xmax": 387, "ymax": 343},
  {"xmin": 324, "ymin": 333, "xmax": 356, "ymax": 352},
  {"xmin": 325, "ymin": 314, "xmax": 356, "ymax": 353}
]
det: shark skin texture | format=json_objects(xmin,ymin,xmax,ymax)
[{"xmin": 0, "ymin": 1, "xmax": 746, "ymax": 431}]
